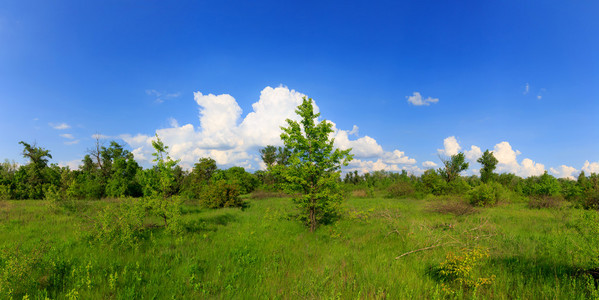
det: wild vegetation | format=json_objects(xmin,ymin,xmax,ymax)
[{"xmin": 0, "ymin": 97, "xmax": 598, "ymax": 298}]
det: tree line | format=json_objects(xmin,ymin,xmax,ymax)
[{"xmin": 1, "ymin": 97, "xmax": 598, "ymax": 232}]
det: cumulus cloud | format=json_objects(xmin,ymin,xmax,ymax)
[
  {"xmin": 438, "ymin": 137, "xmax": 546, "ymax": 178},
  {"xmin": 438, "ymin": 136, "xmax": 461, "ymax": 156},
  {"xmin": 49, "ymin": 122, "xmax": 70, "ymax": 130},
  {"xmin": 550, "ymin": 165, "xmax": 578, "ymax": 180},
  {"xmin": 464, "ymin": 145, "xmax": 482, "ymax": 162},
  {"xmin": 491, "ymin": 142, "xmax": 545, "ymax": 177},
  {"xmin": 60, "ymin": 133, "xmax": 75, "ymax": 139},
  {"xmin": 422, "ymin": 161, "xmax": 438, "ymax": 168},
  {"xmin": 582, "ymin": 160, "xmax": 599, "ymax": 174},
  {"xmin": 407, "ymin": 92, "xmax": 439, "ymax": 106},
  {"xmin": 120, "ymin": 86, "xmax": 417, "ymax": 173}
]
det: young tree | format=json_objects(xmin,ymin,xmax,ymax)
[
  {"xmin": 477, "ymin": 149, "xmax": 498, "ymax": 183},
  {"xmin": 280, "ymin": 97, "xmax": 353, "ymax": 232},
  {"xmin": 439, "ymin": 152, "xmax": 469, "ymax": 183},
  {"xmin": 259, "ymin": 145, "xmax": 278, "ymax": 168}
]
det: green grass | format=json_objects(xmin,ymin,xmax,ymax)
[{"xmin": 0, "ymin": 196, "xmax": 598, "ymax": 299}]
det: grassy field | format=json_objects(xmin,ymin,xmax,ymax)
[{"xmin": 1, "ymin": 195, "xmax": 598, "ymax": 299}]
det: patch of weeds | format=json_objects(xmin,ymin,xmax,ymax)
[
  {"xmin": 528, "ymin": 195, "xmax": 564, "ymax": 209},
  {"xmin": 427, "ymin": 199, "xmax": 477, "ymax": 216},
  {"xmin": 430, "ymin": 247, "xmax": 495, "ymax": 295}
]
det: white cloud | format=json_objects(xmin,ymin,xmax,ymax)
[
  {"xmin": 146, "ymin": 89, "xmax": 181, "ymax": 103},
  {"xmin": 168, "ymin": 117, "xmax": 179, "ymax": 128},
  {"xmin": 49, "ymin": 122, "xmax": 70, "ymax": 130},
  {"xmin": 437, "ymin": 137, "xmax": 546, "ymax": 178},
  {"xmin": 464, "ymin": 145, "xmax": 482, "ymax": 162},
  {"xmin": 422, "ymin": 161, "xmax": 437, "ymax": 168},
  {"xmin": 407, "ymin": 92, "xmax": 439, "ymax": 106},
  {"xmin": 60, "ymin": 133, "xmax": 75, "ymax": 139},
  {"xmin": 550, "ymin": 165, "xmax": 578, "ymax": 180},
  {"xmin": 582, "ymin": 160, "xmax": 599, "ymax": 174},
  {"xmin": 121, "ymin": 86, "xmax": 417, "ymax": 172},
  {"xmin": 58, "ymin": 159, "xmax": 82, "ymax": 170},
  {"xmin": 523, "ymin": 83, "xmax": 530, "ymax": 95},
  {"xmin": 492, "ymin": 141, "xmax": 545, "ymax": 177},
  {"xmin": 438, "ymin": 136, "xmax": 461, "ymax": 156}
]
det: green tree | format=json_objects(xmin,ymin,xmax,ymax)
[
  {"xmin": 18, "ymin": 141, "xmax": 53, "ymax": 199},
  {"xmin": 477, "ymin": 150, "xmax": 498, "ymax": 183},
  {"xmin": 280, "ymin": 97, "xmax": 353, "ymax": 232},
  {"xmin": 259, "ymin": 145, "xmax": 278, "ymax": 168},
  {"xmin": 439, "ymin": 152, "xmax": 469, "ymax": 183}
]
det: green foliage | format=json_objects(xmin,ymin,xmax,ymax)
[
  {"xmin": 213, "ymin": 167, "xmax": 259, "ymax": 195},
  {"xmin": 416, "ymin": 169, "xmax": 448, "ymax": 195},
  {"xmin": 435, "ymin": 247, "xmax": 495, "ymax": 293},
  {"xmin": 0, "ymin": 243, "xmax": 51, "ymax": 299},
  {"xmin": 477, "ymin": 150, "xmax": 498, "ymax": 183},
  {"xmin": 439, "ymin": 152, "xmax": 469, "ymax": 183},
  {"xmin": 386, "ymin": 181, "xmax": 415, "ymax": 198},
  {"xmin": 259, "ymin": 145, "xmax": 277, "ymax": 168},
  {"xmin": 200, "ymin": 180, "xmax": 243, "ymax": 208},
  {"xmin": 279, "ymin": 97, "xmax": 353, "ymax": 231},
  {"xmin": 93, "ymin": 198, "xmax": 146, "ymax": 247},
  {"xmin": 521, "ymin": 171, "xmax": 561, "ymax": 197},
  {"xmin": 469, "ymin": 182, "xmax": 503, "ymax": 207}
]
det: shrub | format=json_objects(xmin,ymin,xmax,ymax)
[
  {"xmin": 0, "ymin": 243, "xmax": 51, "ymax": 298},
  {"xmin": 469, "ymin": 182, "xmax": 502, "ymax": 207},
  {"xmin": 386, "ymin": 181, "xmax": 415, "ymax": 198},
  {"xmin": 92, "ymin": 198, "xmax": 145, "ymax": 247},
  {"xmin": 579, "ymin": 191, "xmax": 599, "ymax": 210},
  {"xmin": 249, "ymin": 188, "xmax": 289, "ymax": 200},
  {"xmin": 434, "ymin": 247, "xmax": 495, "ymax": 293},
  {"xmin": 200, "ymin": 180, "xmax": 243, "ymax": 208},
  {"xmin": 528, "ymin": 195, "xmax": 564, "ymax": 209}
]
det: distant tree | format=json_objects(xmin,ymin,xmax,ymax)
[
  {"xmin": 477, "ymin": 150, "xmax": 498, "ymax": 183},
  {"xmin": 280, "ymin": 97, "xmax": 353, "ymax": 232},
  {"xmin": 259, "ymin": 145, "xmax": 277, "ymax": 168},
  {"xmin": 439, "ymin": 152, "xmax": 469, "ymax": 183},
  {"xmin": 18, "ymin": 141, "xmax": 53, "ymax": 199},
  {"xmin": 276, "ymin": 146, "xmax": 291, "ymax": 166}
]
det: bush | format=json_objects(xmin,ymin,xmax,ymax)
[
  {"xmin": 200, "ymin": 180, "xmax": 243, "ymax": 208},
  {"xmin": 92, "ymin": 198, "xmax": 145, "ymax": 247},
  {"xmin": 469, "ymin": 182, "xmax": 502, "ymax": 207},
  {"xmin": 433, "ymin": 247, "xmax": 495, "ymax": 294},
  {"xmin": 386, "ymin": 181, "xmax": 414, "ymax": 198},
  {"xmin": 579, "ymin": 191, "xmax": 599, "ymax": 210}
]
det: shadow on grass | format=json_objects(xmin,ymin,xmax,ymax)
[
  {"xmin": 185, "ymin": 213, "xmax": 239, "ymax": 233},
  {"xmin": 488, "ymin": 256, "xmax": 581, "ymax": 279}
]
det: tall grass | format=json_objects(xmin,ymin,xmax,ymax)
[{"xmin": 0, "ymin": 196, "xmax": 597, "ymax": 298}]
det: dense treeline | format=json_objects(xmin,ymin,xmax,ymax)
[
  {"xmin": 1, "ymin": 139, "xmax": 598, "ymax": 211},
  {"xmin": 0, "ymin": 139, "xmax": 258, "ymax": 204}
]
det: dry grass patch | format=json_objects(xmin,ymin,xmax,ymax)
[{"xmin": 427, "ymin": 199, "xmax": 477, "ymax": 216}]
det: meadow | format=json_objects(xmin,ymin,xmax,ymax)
[{"xmin": 1, "ymin": 193, "xmax": 598, "ymax": 299}]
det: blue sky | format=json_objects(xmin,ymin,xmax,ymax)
[{"xmin": 1, "ymin": 0, "xmax": 597, "ymax": 178}]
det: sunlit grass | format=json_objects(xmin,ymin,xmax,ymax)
[{"xmin": 0, "ymin": 196, "xmax": 597, "ymax": 299}]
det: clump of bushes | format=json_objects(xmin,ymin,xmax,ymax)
[
  {"xmin": 200, "ymin": 180, "xmax": 243, "ymax": 208},
  {"xmin": 469, "ymin": 182, "xmax": 503, "ymax": 207},
  {"xmin": 386, "ymin": 181, "xmax": 414, "ymax": 198}
]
